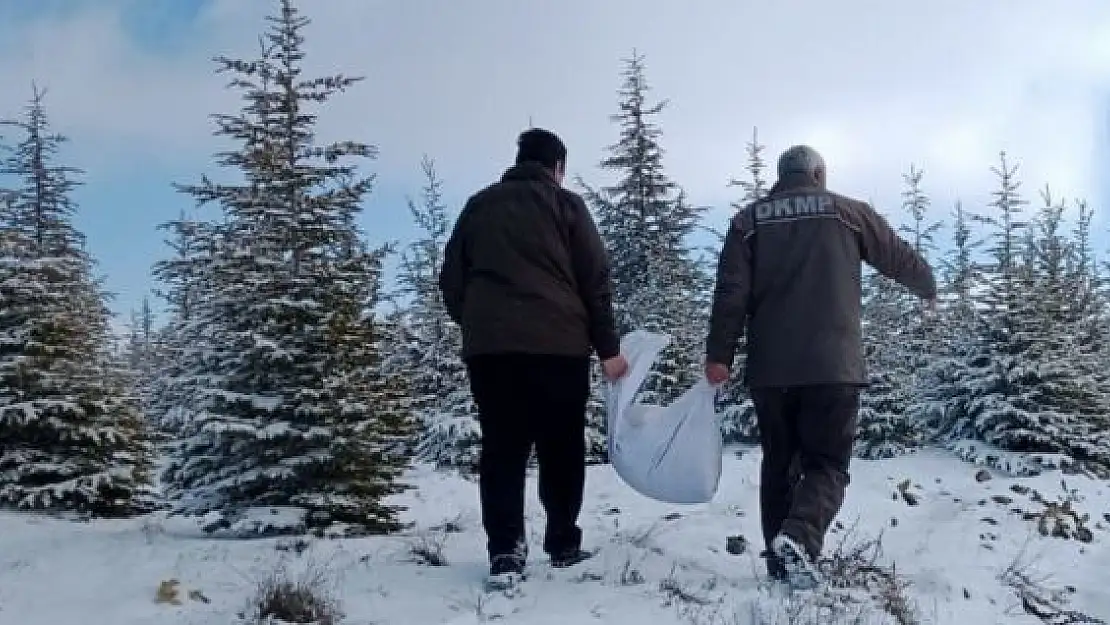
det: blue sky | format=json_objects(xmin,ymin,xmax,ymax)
[{"xmin": 2, "ymin": 0, "xmax": 1109, "ymax": 328}]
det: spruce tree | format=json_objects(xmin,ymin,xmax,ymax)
[
  {"xmin": 718, "ymin": 127, "xmax": 767, "ymax": 444},
  {"xmin": 159, "ymin": 0, "xmax": 414, "ymax": 536},
  {"xmin": 857, "ymin": 165, "xmax": 940, "ymax": 458},
  {"xmin": 1021, "ymin": 189, "xmax": 1110, "ymax": 473},
  {"xmin": 394, "ymin": 156, "xmax": 479, "ymax": 472},
  {"xmin": 930, "ymin": 154, "xmax": 1110, "ymax": 476},
  {"xmin": 728, "ymin": 127, "xmax": 770, "ymax": 210},
  {"xmin": 0, "ymin": 87, "xmax": 154, "ymax": 516},
  {"xmin": 942, "ymin": 200, "xmax": 981, "ymax": 318},
  {"xmin": 1067, "ymin": 200, "xmax": 1104, "ymax": 351},
  {"xmin": 579, "ymin": 51, "xmax": 709, "ymax": 406},
  {"xmin": 929, "ymin": 153, "xmax": 1033, "ymax": 454},
  {"xmin": 976, "ymin": 153, "xmax": 1029, "ymax": 320},
  {"xmin": 907, "ymin": 200, "xmax": 982, "ymax": 432},
  {"xmin": 122, "ymin": 297, "xmax": 164, "ymax": 437},
  {"xmin": 123, "ymin": 297, "xmax": 155, "ymax": 373},
  {"xmin": 149, "ymin": 211, "xmax": 217, "ymax": 436},
  {"xmin": 1070, "ymin": 200, "xmax": 1110, "ymax": 412}
]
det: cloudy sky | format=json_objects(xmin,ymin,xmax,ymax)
[{"xmin": 1, "ymin": 0, "xmax": 1108, "ymax": 321}]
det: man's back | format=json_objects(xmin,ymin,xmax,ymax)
[
  {"xmin": 708, "ymin": 171, "xmax": 936, "ymax": 388},
  {"xmin": 440, "ymin": 161, "xmax": 618, "ymax": 361}
]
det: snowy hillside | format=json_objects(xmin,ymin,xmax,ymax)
[{"xmin": 2, "ymin": 447, "xmax": 1107, "ymax": 625}]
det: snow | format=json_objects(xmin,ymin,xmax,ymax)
[{"xmin": 1, "ymin": 446, "xmax": 1107, "ymax": 625}]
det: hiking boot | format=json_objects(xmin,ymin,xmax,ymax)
[
  {"xmin": 771, "ymin": 533, "xmax": 820, "ymax": 590},
  {"xmin": 761, "ymin": 549, "xmax": 787, "ymax": 582},
  {"xmin": 550, "ymin": 548, "xmax": 595, "ymax": 569},
  {"xmin": 485, "ymin": 552, "xmax": 526, "ymax": 591}
]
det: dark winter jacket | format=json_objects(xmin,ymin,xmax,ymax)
[
  {"xmin": 706, "ymin": 172, "xmax": 937, "ymax": 388},
  {"xmin": 439, "ymin": 162, "xmax": 620, "ymax": 361}
]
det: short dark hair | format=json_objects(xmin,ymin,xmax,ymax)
[{"xmin": 515, "ymin": 128, "xmax": 567, "ymax": 169}]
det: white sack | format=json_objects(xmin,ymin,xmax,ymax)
[{"xmin": 605, "ymin": 330, "xmax": 723, "ymax": 504}]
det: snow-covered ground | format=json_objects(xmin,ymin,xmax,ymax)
[{"xmin": 2, "ymin": 447, "xmax": 1108, "ymax": 625}]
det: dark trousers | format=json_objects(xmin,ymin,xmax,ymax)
[
  {"xmin": 466, "ymin": 354, "xmax": 590, "ymax": 562},
  {"xmin": 751, "ymin": 384, "xmax": 860, "ymax": 560}
]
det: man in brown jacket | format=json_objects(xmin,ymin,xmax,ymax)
[
  {"xmin": 704, "ymin": 145, "xmax": 936, "ymax": 589},
  {"xmin": 440, "ymin": 128, "xmax": 629, "ymax": 589}
]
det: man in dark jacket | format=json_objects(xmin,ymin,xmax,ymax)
[
  {"xmin": 704, "ymin": 145, "xmax": 937, "ymax": 589},
  {"xmin": 440, "ymin": 128, "xmax": 629, "ymax": 588}
]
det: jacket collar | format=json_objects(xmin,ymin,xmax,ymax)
[
  {"xmin": 770, "ymin": 171, "xmax": 825, "ymax": 194},
  {"xmin": 501, "ymin": 161, "xmax": 558, "ymax": 185}
]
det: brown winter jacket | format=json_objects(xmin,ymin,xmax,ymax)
[
  {"xmin": 439, "ymin": 162, "xmax": 620, "ymax": 361},
  {"xmin": 706, "ymin": 172, "xmax": 937, "ymax": 388}
]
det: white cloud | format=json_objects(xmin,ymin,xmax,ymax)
[{"xmin": 0, "ymin": 0, "xmax": 1107, "ymax": 223}]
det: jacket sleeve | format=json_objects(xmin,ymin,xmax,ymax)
[
  {"xmin": 566, "ymin": 194, "xmax": 620, "ymax": 360},
  {"xmin": 854, "ymin": 202, "xmax": 938, "ymax": 300},
  {"xmin": 439, "ymin": 200, "xmax": 472, "ymax": 325},
  {"xmin": 706, "ymin": 215, "xmax": 753, "ymax": 368}
]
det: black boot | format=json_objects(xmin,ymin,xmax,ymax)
[
  {"xmin": 761, "ymin": 549, "xmax": 787, "ymax": 582},
  {"xmin": 771, "ymin": 533, "xmax": 821, "ymax": 590},
  {"xmin": 486, "ymin": 542, "xmax": 528, "ymax": 591}
]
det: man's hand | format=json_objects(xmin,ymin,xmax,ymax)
[
  {"xmin": 601, "ymin": 355, "xmax": 630, "ymax": 382},
  {"xmin": 705, "ymin": 361, "xmax": 730, "ymax": 386}
]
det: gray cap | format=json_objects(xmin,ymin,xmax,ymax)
[{"xmin": 777, "ymin": 145, "xmax": 825, "ymax": 178}]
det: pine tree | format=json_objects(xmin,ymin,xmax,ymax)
[
  {"xmin": 857, "ymin": 165, "xmax": 940, "ymax": 458},
  {"xmin": 718, "ymin": 127, "xmax": 767, "ymax": 444},
  {"xmin": 1026, "ymin": 190, "xmax": 1109, "ymax": 466},
  {"xmin": 1021, "ymin": 188, "xmax": 1109, "ymax": 473},
  {"xmin": 1070, "ymin": 200, "xmax": 1110, "ymax": 413},
  {"xmin": 976, "ymin": 153, "xmax": 1029, "ymax": 321},
  {"xmin": 941, "ymin": 200, "xmax": 981, "ymax": 318},
  {"xmin": 150, "ymin": 211, "xmax": 215, "ymax": 436},
  {"xmin": 394, "ymin": 156, "xmax": 479, "ymax": 472},
  {"xmin": 1026, "ymin": 187, "xmax": 1071, "ymax": 325},
  {"xmin": 728, "ymin": 127, "xmax": 770, "ymax": 210},
  {"xmin": 908, "ymin": 200, "xmax": 982, "ymax": 434},
  {"xmin": 1067, "ymin": 200, "xmax": 1104, "ymax": 351},
  {"xmin": 159, "ymin": 0, "xmax": 414, "ymax": 536},
  {"xmin": 929, "ymin": 154, "xmax": 1110, "ymax": 476},
  {"xmin": 124, "ymin": 297, "xmax": 155, "ymax": 371},
  {"xmin": 0, "ymin": 86, "xmax": 154, "ymax": 516},
  {"xmin": 122, "ymin": 297, "xmax": 162, "ymax": 436},
  {"xmin": 579, "ymin": 51, "xmax": 709, "ymax": 406},
  {"xmin": 928, "ymin": 153, "xmax": 1032, "ymax": 456}
]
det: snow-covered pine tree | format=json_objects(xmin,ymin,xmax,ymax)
[
  {"xmin": 1069, "ymin": 200, "xmax": 1098, "ymax": 311},
  {"xmin": 1069, "ymin": 200, "xmax": 1110, "ymax": 422},
  {"xmin": 718, "ymin": 127, "xmax": 767, "ymax": 444},
  {"xmin": 728, "ymin": 127, "xmax": 770, "ymax": 211},
  {"xmin": 0, "ymin": 87, "xmax": 154, "ymax": 517},
  {"xmin": 579, "ymin": 51, "xmax": 709, "ymax": 407},
  {"xmin": 321, "ymin": 236, "xmax": 416, "ymax": 533},
  {"xmin": 124, "ymin": 297, "xmax": 155, "ymax": 371},
  {"xmin": 394, "ymin": 156, "xmax": 480, "ymax": 472},
  {"xmin": 856, "ymin": 165, "xmax": 940, "ymax": 458},
  {"xmin": 941, "ymin": 200, "xmax": 982, "ymax": 321},
  {"xmin": 160, "ymin": 0, "xmax": 414, "ymax": 536},
  {"xmin": 149, "ymin": 211, "xmax": 215, "ymax": 436},
  {"xmin": 1020, "ymin": 188, "xmax": 1110, "ymax": 474},
  {"xmin": 1067, "ymin": 200, "xmax": 1106, "ymax": 356},
  {"xmin": 931, "ymin": 154, "xmax": 1110, "ymax": 476},
  {"xmin": 898, "ymin": 165, "xmax": 944, "ymax": 260},
  {"xmin": 121, "ymin": 297, "xmax": 166, "ymax": 440},
  {"xmin": 907, "ymin": 199, "xmax": 982, "ymax": 432},
  {"xmin": 928, "ymin": 153, "xmax": 1034, "ymax": 464}
]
